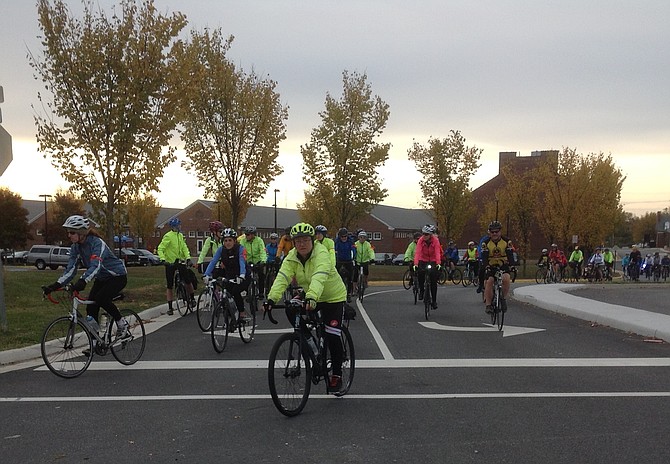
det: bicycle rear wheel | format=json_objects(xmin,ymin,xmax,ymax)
[
  {"xmin": 238, "ymin": 305, "xmax": 256, "ymax": 343},
  {"xmin": 402, "ymin": 269, "xmax": 412, "ymax": 290},
  {"xmin": 111, "ymin": 309, "xmax": 146, "ymax": 365},
  {"xmin": 333, "ymin": 326, "xmax": 355, "ymax": 397},
  {"xmin": 196, "ymin": 288, "xmax": 213, "ymax": 332},
  {"xmin": 268, "ymin": 333, "xmax": 312, "ymax": 417},
  {"xmin": 357, "ymin": 274, "xmax": 365, "ymax": 301},
  {"xmin": 450, "ymin": 268, "xmax": 462, "ymax": 285},
  {"xmin": 175, "ymin": 283, "xmax": 189, "ymax": 317},
  {"xmin": 211, "ymin": 302, "xmax": 230, "ymax": 353},
  {"xmin": 41, "ymin": 317, "xmax": 93, "ymax": 378}
]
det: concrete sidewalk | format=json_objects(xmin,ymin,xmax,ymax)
[{"xmin": 513, "ymin": 283, "xmax": 670, "ymax": 342}]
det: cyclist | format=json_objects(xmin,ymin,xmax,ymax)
[
  {"xmin": 353, "ymin": 230, "xmax": 375, "ymax": 292},
  {"xmin": 481, "ymin": 220, "xmax": 514, "ymax": 314},
  {"xmin": 629, "ymin": 245, "xmax": 642, "ymax": 280},
  {"xmin": 204, "ymin": 227, "xmax": 250, "ymax": 322},
  {"xmin": 568, "ymin": 245, "xmax": 584, "ymax": 281},
  {"xmin": 42, "ymin": 215, "xmax": 129, "ymax": 342},
  {"xmin": 157, "ymin": 217, "xmax": 197, "ymax": 315},
  {"xmin": 537, "ymin": 248, "xmax": 550, "ymax": 267},
  {"xmin": 239, "ymin": 226, "xmax": 267, "ymax": 298},
  {"xmin": 588, "ymin": 247, "xmax": 605, "ymax": 280},
  {"xmin": 264, "ymin": 222, "xmax": 348, "ymax": 393},
  {"xmin": 334, "ymin": 227, "xmax": 356, "ymax": 299},
  {"xmin": 444, "ymin": 241, "xmax": 459, "ymax": 279},
  {"xmin": 661, "ymin": 254, "xmax": 670, "ymax": 279},
  {"xmin": 197, "ymin": 221, "xmax": 224, "ymax": 274},
  {"xmin": 276, "ymin": 227, "xmax": 294, "ymax": 262},
  {"xmin": 413, "ymin": 224, "xmax": 441, "ymax": 309},
  {"xmin": 603, "ymin": 248, "xmax": 615, "ymax": 279},
  {"xmin": 461, "ymin": 240, "xmax": 479, "ymax": 281},
  {"xmin": 403, "ymin": 232, "xmax": 421, "ymax": 285},
  {"xmin": 548, "ymin": 243, "xmax": 566, "ymax": 281},
  {"xmin": 315, "ymin": 225, "xmax": 336, "ymax": 266},
  {"xmin": 265, "ymin": 232, "xmax": 280, "ymax": 290}
]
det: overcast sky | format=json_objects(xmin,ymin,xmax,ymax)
[{"xmin": 1, "ymin": 0, "xmax": 669, "ymax": 216}]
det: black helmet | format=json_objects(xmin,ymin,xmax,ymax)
[
  {"xmin": 338, "ymin": 227, "xmax": 349, "ymax": 237},
  {"xmin": 488, "ymin": 221, "xmax": 502, "ymax": 231}
]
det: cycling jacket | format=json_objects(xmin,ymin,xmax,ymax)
[
  {"xmin": 59, "ymin": 234, "xmax": 127, "ymax": 285},
  {"xmin": 157, "ymin": 230, "xmax": 191, "ymax": 263}
]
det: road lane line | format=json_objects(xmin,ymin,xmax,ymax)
[{"xmin": 357, "ymin": 289, "xmax": 402, "ymax": 360}]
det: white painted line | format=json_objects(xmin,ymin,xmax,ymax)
[
  {"xmin": 31, "ymin": 357, "xmax": 670, "ymax": 371},
  {"xmin": 2, "ymin": 391, "xmax": 670, "ymax": 403},
  {"xmin": 357, "ymin": 289, "xmax": 403, "ymax": 360},
  {"xmin": 420, "ymin": 321, "xmax": 546, "ymax": 338}
]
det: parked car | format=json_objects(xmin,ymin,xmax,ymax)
[
  {"xmin": 134, "ymin": 248, "xmax": 161, "ymax": 265},
  {"xmin": 374, "ymin": 252, "xmax": 393, "ymax": 265},
  {"xmin": 115, "ymin": 248, "xmax": 142, "ymax": 266},
  {"xmin": 392, "ymin": 253, "xmax": 406, "ymax": 265},
  {"xmin": 128, "ymin": 248, "xmax": 151, "ymax": 266},
  {"xmin": 27, "ymin": 245, "xmax": 72, "ymax": 270},
  {"xmin": 1, "ymin": 249, "xmax": 29, "ymax": 264}
]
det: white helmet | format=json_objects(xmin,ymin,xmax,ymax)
[{"xmin": 62, "ymin": 215, "xmax": 90, "ymax": 230}]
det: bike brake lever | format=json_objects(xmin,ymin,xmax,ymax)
[{"xmin": 263, "ymin": 305, "xmax": 278, "ymax": 325}]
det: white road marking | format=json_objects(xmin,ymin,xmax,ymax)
[
  {"xmin": 420, "ymin": 321, "xmax": 546, "ymax": 337},
  {"xmin": 356, "ymin": 290, "xmax": 397, "ymax": 360}
]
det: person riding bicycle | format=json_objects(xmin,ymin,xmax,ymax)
[
  {"xmin": 315, "ymin": 225, "xmax": 336, "ymax": 267},
  {"xmin": 537, "ymin": 248, "xmax": 550, "ymax": 267},
  {"xmin": 413, "ymin": 224, "xmax": 441, "ymax": 309},
  {"xmin": 353, "ymin": 230, "xmax": 375, "ymax": 292},
  {"xmin": 334, "ymin": 227, "xmax": 357, "ymax": 299},
  {"xmin": 197, "ymin": 221, "xmax": 224, "ymax": 274},
  {"xmin": 264, "ymin": 222, "xmax": 348, "ymax": 393},
  {"xmin": 629, "ymin": 245, "xmax": 642, "ymax": 280},
  {"xmin": 548, "ymin": 243, "xmax": 567, "ymax": 281},
  {"xmin": 603, "ymin": 248, "xmax": 615, "ymax": 279},
  {"xmin": 204, "ymin": 227, "xmax": 250, "ymax": 322},
  {"xmin": 588, "ymin": 247, "xmax": 605, "ymax": 279},
  {"xmin": 276, "ymin": 227, "xmax": 294, "ymax": 262},
  {"xmin": 461, "ymin": 240, "xmax": 479, "ymax": 279},
  {"xmin": 568, "ymin": 245, "xmax": 584, "ymax": 281},
  {"xmin": 239, "ymin": 226, "xmax": 267, "ymax": 298},
  {"xmin": 42, "ymin": 215, "xmax": 129, "ymax": 341},
  {"xmin": 661, "ymin": 254, "xmax": 670, "ymax": 278},
  {"xmin": 403, "ymin": 232, "xmax": 421, "ymax": 285},
  {"xmin": 443, "ymin": 241, "xmax": 459, "ymax": 279},
  {"xmin": 157, "ymin": 217, "xmax": 197, "ymax": 315},
  {"xmin": 481, "ymin": 221, "xmax": 514, "ymax": 314},
  {"xmin": 265, "ymin": 232, "xmax": 280, "ymax": 288}
]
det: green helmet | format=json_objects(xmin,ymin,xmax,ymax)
[{"xmin": 290, "ymin": 222, "xmax": 315, "ymax": 238}]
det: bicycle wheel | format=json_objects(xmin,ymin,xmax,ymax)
[
  {"xmin": 111, "ymin": 309, "xmax": 146, "ymax": 365},
  {"xmin": 211, "ymin": 301, "xmax": 230, "ymax": 353},
  {"xmin": 175, "ymin": 283, "xmax": 189, "ymax": 317},
  {"xmin": 402, "ymin": 269, "xmax": 412, "ymax": 290},
  {"xmin": 462, "ymin": 268, "xmax": 472, "ymax": 287},
  {"xmin": 450, "ymin": 268, "xmax": 463, "ymax": 285},
  {"xmin": 41, "ymin": 316, "xmax": 93, "ymax": 378},
  {"xmin": 413, "ymin": 280, "xmax": 418, "ymax": 305},
  {"xmin": 490, "ymin": 289, "xmax": 499, "ymax": 326},
  {"xmin": 333, "ymin": 326, "xmax": 355, "ymax": 397},
  {"xmin": 437, "ymin": 268, "xmax": 447, "ymax": 285},
  {"xmin": 424, "ymin": 281, "xmax": 431, "ymax": 320},
  {"xmin": 357, "ymin": 274, "xmax": 365, "ymax": 301},
  {"xmin": 238, "ymin": 304, "xmax": 256, "ymax": 343},
  {"xmin": 196, "ymin": 288, "xmax": 213, "ymax": 332},
  {"xmin": 497, "ymin": 296, "xmax": 505, "ymax": 331},
  {"xmin": 268, "ymin": 332, "xmax": 312, "ymax": 417},
  {"xmin": 535, "ymin": 268, "xmax": 546, "ymax": 284}
]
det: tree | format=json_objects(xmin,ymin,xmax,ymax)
[
  {"xmin": 50, "ymin": 188, "xmax": 86, "ymax": 245},
  {"xmin": 631, "ymin": 212, "xmax": 657, "ymax": 245},
  {"xmin": 300, "ymin": 71, "xmax": 390, "ymax": 229},
  {"xmin": 30, "ymin": 0, "xmax": 187, "ymax": 245},
  {"xmin": 408, "ymin": 131, "xmax": 482, "ymax": 240},
  {"xmin": 174, "ymin": 28, "xmax": 288, "ymax": 229},
  {"xmin": 126, "ymin": 194, "xmax": 160, "ymax": 248},
  {"xmin": 533, "ymin": 148, "xmax": 625, "ymax": 249},
  {"xmin": 0, "ymin": 188, "xmax": 31, "ymax": 250}
]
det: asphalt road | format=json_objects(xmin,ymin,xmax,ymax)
[{"xmin": 1, "ymin": 282, "xmax": 669, "ymax": 463}]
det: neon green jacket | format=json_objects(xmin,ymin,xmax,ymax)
[
  {"xmin": 267, "ymin": 241, "xmax": 347, "ymax": 304},
  {"xmin": 197, "ymin": 236, "xmax": 222, "ymax": 264},
  {"xmin": 317, "ymin": 236, "xmax": 336, "ymax": 267},
  {"xmin": 157, "ymin": 230, "xmax": 191, "ymax": 263},
  {"xmin": 238, "ymin": 235, "xmax": 267, "ymax": 264},
  {"xmin": 404, "ymin": 241, "xmax": 417, "ymax": 262},
  {"xmin": 354, "ymin": 240, "xmax": 375, "ymax": 264}
]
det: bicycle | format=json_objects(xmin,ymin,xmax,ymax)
[
  {"xmin": 246, "ymin": 262, "xmax": 261, "ymax": 312},
  {"xmin": 264, "ymin": 259, "xmax": 280, "ymax": 296},
  {"xmin": 535, "ymin": 264, "xmax": 548, "ymax": 284},
  {"xmin": 354, "ymin": 262, "xmax": 366, "ymax": 301},
  {"xmin": 336, "ymin": 262, "xmax": 354, "ymax": 301},
  {"xmin": 40, "ymin": 285, "xmax": 145, "ymax": 378},
  {"xmin": 210, "ymin": 276, "xmax": 256, "ymax": 353},
  {"xmin": 266, "ymin": 295, "xmax": 355, "ymax": 417},
  {"xmin": 170, "ymin": 260, "xmax": 194, "ymax": 317},
  {"xmin": 462, "ymin": 261, "xmax": 478, "ymax": 287},
  {"xmin": 439, "ymin": 265, "xmax": 462, "ymax": 286},
  {"xmin": 196, "ymin": 274, "xmax": 222, "ymax": 332},
  {"xmin": 489, "ymin": 268, "xmax": 505, "ymax": 331},
  {"xmin": 421, "ymin": 263, "xmax": 436, "ymax": 320}
]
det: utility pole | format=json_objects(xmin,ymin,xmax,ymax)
[
  {"xmin": 273, "ymin": 189, "xmax": 280, "ymax": 234},
  {"xmin": 39, "ymin": 194, "xmax": 53, "ymax": 244}
]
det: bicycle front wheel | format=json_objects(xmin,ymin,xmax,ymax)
[
  {"xmin": 239, "ymin": 305, "xmax": 256, "ymax": 343},
  {"xmin": 211, "ymin": 302, "xmax": 230, "ymax": 353},
  {"xmin": 402, "ymin": 269, "xmax": 412, "ymax": 290},
  {"xmin": 111, "ymin": 309, "xmax": 146, "ymax": 365},
  {"xmin": 41, "ymin": 317, "xmax": 93, "ymax": 378},
  {"xmin": 450, "ymin": 268, "xmax": 463, "ymax": 285},
  {"xmin": 334, "ymin": 326, "xmax": 356, "ymax": 397},
  {"xmin": 535, "ymin": 268, "xmax": 546, "ymax": 284},
  {"xmin": 437, "ymin": 268, "xmax": 447, "ymax": 285},
  {"xmin": 424, "ymin": 283, "xmax": 431, "ymax": 320},
  {"xmin": 268, "ymin": 333, "xmax": 312, "ymax": 417},
  {"xmin": 196, "ymin": 289, "xmax": 213, "ymax": 332},
  {"xmin": 462, "ymin": 269, "xmax": 472, "ymax": 287},
  {"xmin": 175, "ymin": 284, "xmax": 189, "ymax": 317}
]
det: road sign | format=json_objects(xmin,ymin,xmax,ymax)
[{"xmin": 0, "ymin": 124, "xmax": 13, "ymax": 176}]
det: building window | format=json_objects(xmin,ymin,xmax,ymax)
[
  {"xmin": 36, "ymin": 229, "xmax": 44, "ymax": 236},
  {"xmin": 372, "ymin": 232, "xmax": 382, "ymax": 241},
  {"xmin": 196, "ymin": 230, "xmax": 204, "ymax": 238},
  {"xmin": 197, "ymin": 239, "xmax": 204, "ymax": 253},
  {"xmin": 189, "ymin": 231, "xmax": 195, "ymax": 238}
]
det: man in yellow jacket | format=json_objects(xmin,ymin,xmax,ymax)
[
  {"xmin": 157, "ymin": 217, "xmax": 196, "ymax": 315},
  {"xmin": 265, "ymin": 222, "xmax": 347, "ymax": 393}
]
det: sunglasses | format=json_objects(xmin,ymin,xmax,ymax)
[{"xmin": 489, "ymin": 229, "xmax": 501, "ymax": 233}]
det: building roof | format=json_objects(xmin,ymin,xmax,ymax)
[{"xmin": 370, "ymin": 204, "xmax": 435, "ymax": 230}]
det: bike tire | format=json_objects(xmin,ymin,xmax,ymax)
[
  {"xmin": 268, "ymin": 332, "xmax": 312, "ymax": 417},
  {"xmin": 535, "ymin": 268, "xmax": 546, "ymax": 284},
  {"xmin": 462, "ymin": 268, "xmax": 472, "ymax": 287},
  {"xmin": 413, "ymin": 281, "xmax": 418, "ymax": 305},
  {"xmin": 437, "ymin": 268, "xmax": 447, "ymax": 285},
  {"xmin": 196, "ymin": 288, "xmax": 213, "ymax": 332},
  {"xmin": 450, "ymin": 268, "xmax": 463, "ymax": 285},
  {"xmin": 111, "ymin": 309, "xmax": 146, "ymax": 365},
  {"xmin": 238, "ymin": 305, "xmax": 256, "ymax": 343},
  {"xmin": 41, "ymin": 316, "xmax": 93, "ymax": 378},
  {"xmin": 357, "ymin": 274, "xmax": 365, "ymax": 301},
  {"xmin": 424, "ymin": 281, "xmax": 431, "ymax": 320},
  {"xmin": 211, "ymin": 301, "xmax": 229, "ymax": 353},
  {"xmin": 175, "ymin": 283, "xmax": 189, "ymax": 317},
  {"xmin": 402, "ymin": 269, "xmax": 412, "ymax": 290},
  {"xmin": 334, "ymin": 326, "xmax": 355, "ymax": 397}
]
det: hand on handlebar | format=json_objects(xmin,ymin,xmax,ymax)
[{"xmin": 262, "ymin": 300, "xmax": 278, "ymax": 324}]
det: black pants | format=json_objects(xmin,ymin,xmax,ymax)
[{"xmin": 87, "ymin": 275, "xmax": 127, "ymax": 322}]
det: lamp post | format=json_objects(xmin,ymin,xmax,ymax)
[
  {"xmin": 273, "ymin": 189, "xmax": 280, "ymax": 234},
  {"xmin": 39, "ymin": 194, "xmax": 52, "ymax": 244}
]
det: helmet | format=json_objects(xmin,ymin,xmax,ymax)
[
  {"xmin": 244, "ymin": 225, "xmax": 257, "ymax": 234},
  {"xmin": 488, "ymin": 221, "xmax": 502, "ymax": 231},
  {"xmin": 62, "ymin": 215, "xmax": 90, "ymax": 230},
  {"xmin": 421, "ymin": 224, "xmax": 436, "ymax": 234},
  {"xmin": 269, "ymin": 232, "xmax": 279, "ymax": 239},
  {"xmin": 168, "ymin": 217, "xmax": 181, "ymax": 228},
  {"xmin": 291, "ymin": 222, "xmax": 315, "ymax": 238},
  {"xmin": 551, "ymin": 243, "xmax": 558, "ymax": 248},
  {"xmin": 338, "ymin": 227, "xmax": 349, "ymax": 237},
  {"xmin": 468, "ymin": 241, "xmax": 475, "ymax": 246},
  {"xmin": 358, "ymin": 230, "xmax": 368, "ymax": 238},
  {"xmin": 209, "ymin": 221, "xmax": 223, "ymax": 233},
  {"xmin": 315, "ymin": 225, "xmax": 328, "ymax": 234},
  {"xmin": 448, "ymin": 240, "xmax": 455, "ymax": 246},
  {"xmin": 222, "ymin": 228, "xmax": 237, "ymax": 238},
  {"xmin": 542, "ymin": 248, "xmax": 548, "ymax": 253},
  {"xmin": 413, "ymin": 232, "xmax": 422, "ymax": 239}
]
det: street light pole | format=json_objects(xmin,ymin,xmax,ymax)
[
  {"xmin": 273, "ymin": 189, "xmax": 280, "ymax": 234},
  {"xmin": 39, "ymin": 194, "xmax": 52, "ymax": 244}
]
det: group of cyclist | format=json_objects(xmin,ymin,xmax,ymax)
[
  {"xmin": 537, "ymin": 243, "xmax": 618, "ymax": 282},
  {"xmin": 623, "ymin": 248, "xmax": 670, "ymax": 281}
]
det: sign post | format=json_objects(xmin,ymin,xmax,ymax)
[{"xmin": 0, "ymin": 85, "xmax": 13, "ymax": 330}]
